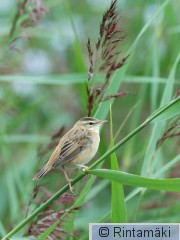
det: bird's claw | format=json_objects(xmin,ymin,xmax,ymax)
[
  {"xmin": 69, "ymin": 184, "xmax": 74, "ymax": 193},
  {"xmin": 66, "ymin": 179, "xmax": 74, "ymax": 193}
]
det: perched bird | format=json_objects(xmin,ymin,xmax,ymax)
[{"xmin": 33, "ymin": 117, "xmax": 107, "ymax": 192}]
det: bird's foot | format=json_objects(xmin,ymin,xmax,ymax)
[
  {"xmin": 66, "ymin": 178, "xmax": 74, "ymax": 193},
  {"xmin": 68, "ymin": 181, "xmax": 74, "ymax": 193}
]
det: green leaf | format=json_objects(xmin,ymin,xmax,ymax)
[
  {"xmin": 160, "ymin": 52, "xmax": 180, "ymax": 106},
  {"xmin": 1, "ymin": 73, "xmax": 179, "ymax": 85},
  {"xmin": 150, "ymin": 97, "xmax": 180, "ymax": 122},
  {"xmin": 0, "ymin": 74, "xmax": 86, "ymax": 85},
  {"xmin": 126, "ymin": 155, "xmax": 180, "ymax": 202},
  {"xmin": 109, "ymin": 106, "xmax": 126, "ymax": 223},
  {"xmin": 88, "ymin": 169, "xmax": 180, "ymax": 192}
]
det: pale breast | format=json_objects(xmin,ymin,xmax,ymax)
[{"xmin": 68, "ymin": 131, "xmax": 100, "ymax": 167}]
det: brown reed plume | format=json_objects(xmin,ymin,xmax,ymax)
[
  {"xmin": 156, "ymin": 116, "xmax": 180, "ymax": 149},
  {"xmin": 27, "ymin": 187, "xmax": 79, "ymax": 239},
  {"xmin": 9, "ymin": 0, "xmax": 47, "ymax": 39},
  {"xmin": 86, "ymin": 0, "xmax": 129, "ymax": 116}
]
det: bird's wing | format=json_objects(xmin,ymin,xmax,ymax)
[{"xmin": 53, "ymin": 129, "xmax": 92, "ymax": 167}]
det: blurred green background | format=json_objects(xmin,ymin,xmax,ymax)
[{"xmin": 0, "ymin": 0, "xmax": 180, "ymax": 239}]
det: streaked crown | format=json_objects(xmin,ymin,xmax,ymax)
[
  {"xmin": 75, "ymin": 117, "xmax": 107, "ymax": 131},
  {"xmin": 79, "ymin": 117, "xmax": 98, "ymax": 122}
]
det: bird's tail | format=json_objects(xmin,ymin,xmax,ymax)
[{"xmin": 33, "ymin": 164, "xmax": 52, "ymax": 180}]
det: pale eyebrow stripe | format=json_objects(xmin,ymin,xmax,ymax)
[{"xmin": 80, "ymin": 117, "xmax": 95, "ymax": 121}]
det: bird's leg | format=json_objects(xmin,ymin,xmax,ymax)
[{"xmin": 62, "ymin": 167, "xmax": 74, "ymax": 193}]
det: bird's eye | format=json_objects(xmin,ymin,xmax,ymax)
[{"xmin": 89, "ymin": 121, "xmax": 93, "ymax": 125}]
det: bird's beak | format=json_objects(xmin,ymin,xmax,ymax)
[{"xmin": 97, "ymin": 119, "xmax": 108, "ymax": 125}]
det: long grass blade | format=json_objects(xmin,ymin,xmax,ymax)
[
  {"xmin": 88, "ymin": 169, "xmax": 180, "ymax": 192},
  {"xmin": 109, "ymin": 106, "xmax": 126, "ymax": 223}
]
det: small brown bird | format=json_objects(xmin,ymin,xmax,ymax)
[{"xmin": 33, "ymin": 117, "xmax": 107, "ymax": 192}]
